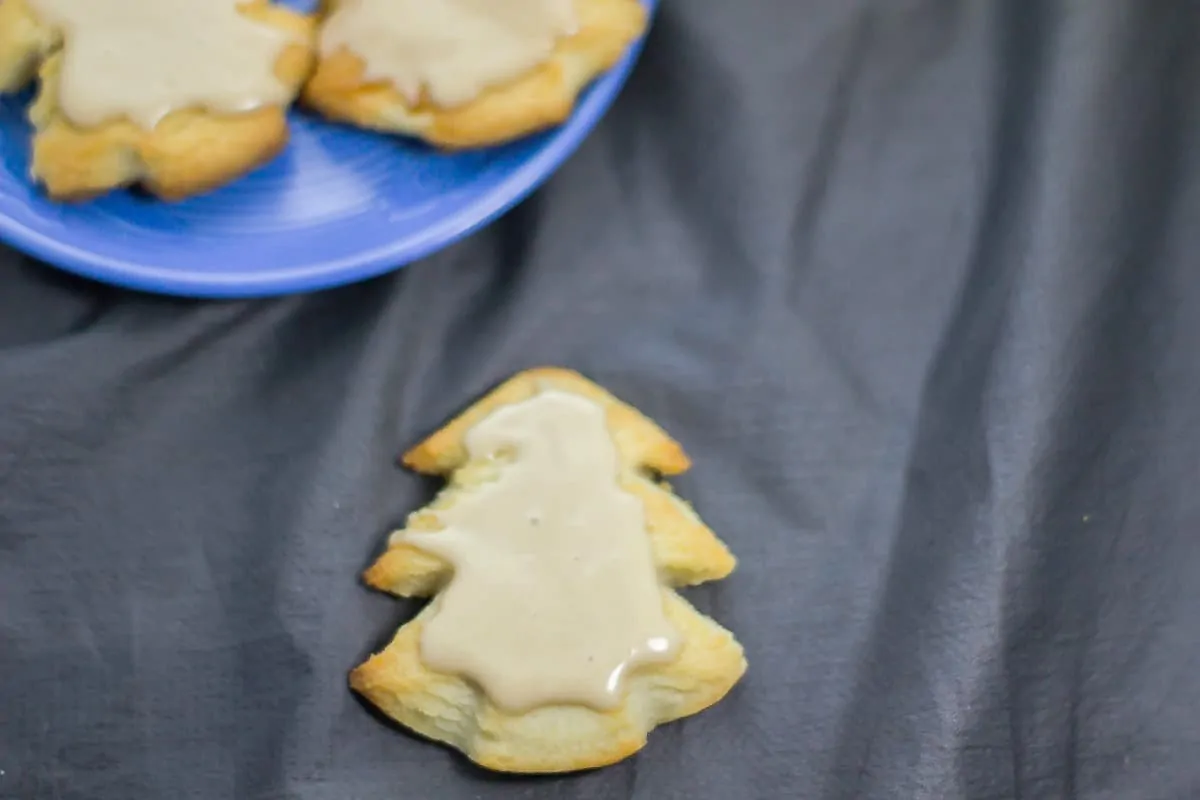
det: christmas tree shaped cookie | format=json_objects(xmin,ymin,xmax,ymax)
[
  {"xmin": 303, "ymin": 0, "xmax": 648, "ymax": 149},
  {"xmin": 0, "ymin": 0, "xmax": 316, "ymax": 201},
  {"xmin": 352, "ymin": 368, "xmax": 746, "ymax": 774}
]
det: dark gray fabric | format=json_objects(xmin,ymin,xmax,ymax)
[{"xmin": 3, "ymin": 1, "xmax": 1200, "ymax": 798}]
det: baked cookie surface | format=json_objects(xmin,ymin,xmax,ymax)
[
  {"xmin": 353, "ymin": 368, "xmax": 746, "ymax": 774},
  {"xmin": 0, "ymin": 0, "xmax": 316, "ymax": 201},
  {"xmin": 304, "ymin": 0, "xmax": 649, "ymax": 149}
]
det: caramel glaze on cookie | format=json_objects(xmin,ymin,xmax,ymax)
[
  {"xmin": 303, "ymin": 0, "xmax": 648, "ymax": 149},
  {"xmin": 0, "ymin": 0, "xmax": 316, "ymax": 201}
]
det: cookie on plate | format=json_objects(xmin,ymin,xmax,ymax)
[
  {"xmin": 0, "ymin": 0, "xmax": 52, "ymax": 93},
  {"xmin": 304, "ymin": 0, "xmax": 648, "ymax": 149},
  {"xmin": 352, "ymin": 367, "xmax": 746, "ymax": 774},
  {"xmin": 0, "ymin": 0, "xmax": 316, "ymax": 201}
]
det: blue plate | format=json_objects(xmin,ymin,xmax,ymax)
[{"xmin": 0, "ymin": 0, "xmax": 655, "ymax": 298}]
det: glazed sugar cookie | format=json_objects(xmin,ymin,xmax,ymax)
[
  {"xmin": 0, "ymin": 0, "xmax": 316, "ymax": 201},
  {"xmin": 304, "ymin": 0, "xmax": 649, "ymax": 149},
  {"xmin": 352, "ymin": 368, "xmax": 746, "ymax": 774}
]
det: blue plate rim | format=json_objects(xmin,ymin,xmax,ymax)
[{"xmin": 0, "ymin": 2, "xmax": 655, "ymax": 299}]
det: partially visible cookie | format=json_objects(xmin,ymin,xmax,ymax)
[
  {"xmin": 0, "ymin": 0, "xmax": 53, "ymax": 93},
  {"xmin": 0, "ymin": 0, "xmax": 317, "ymax": 201},
  {"xmin": 304, "ymin": 0, "xmax": 649, "ymax": 149},
  {"xmin": 352, "ymin": 368, "xmax": 746, "ymax": 774}
]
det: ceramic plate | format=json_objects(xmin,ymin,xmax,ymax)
[{"xmin": 0, "ymin": 0, "xmax": 655, "ymax": 297}]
